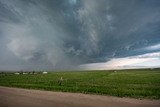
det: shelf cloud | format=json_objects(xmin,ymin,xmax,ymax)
[{"xmin": 0, "ymin": 0, "xmax": 160, "ymax": 71}]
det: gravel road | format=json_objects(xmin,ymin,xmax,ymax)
[{"xmin": 0, "ymin": 86, "xmax": 159, "ymax": 107}]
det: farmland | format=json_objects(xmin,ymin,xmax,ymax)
[{"xmin": 0, "ymin": 69, "xmax": 160, "ymax": 99}]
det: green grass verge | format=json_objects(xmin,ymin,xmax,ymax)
[{"xmin": 0, "ymin": 69, "xmax": 160, "ymax": 99}]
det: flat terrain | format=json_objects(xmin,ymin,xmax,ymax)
[
  {"xmin": 0, "ymin": 69, "xmax": 160, "ymax": 99},
  {"xmin": 0, "ymin": 86, "xmax": 160, "ymax": 107}
]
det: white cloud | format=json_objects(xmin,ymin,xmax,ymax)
[
  {"xmin": 79, "ymin": 52, "xmax": 160, "ymax": 70},
  {"xmin": 144, "ymin": 44, "xmax": 160, "ymax": 51},
  {"xmin": 134, "ymin": 52, "xmax": 160, "ymax": 58},
  {"xmin": 6, "ymin": 24, "xmax": 39, "ymax": 60}
]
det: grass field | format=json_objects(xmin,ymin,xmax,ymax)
[{"xmin": 0, "ymin": 69, "xmax": 160, "ymax": 99}]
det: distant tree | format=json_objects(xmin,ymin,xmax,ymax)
[{"xmin": 32, "ymin": 71, "xmax": 35, "ymax": 74}]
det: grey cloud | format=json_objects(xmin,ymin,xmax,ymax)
[{"xmin": 0, "ymin": 0, "xmax": 160, "ymax": 71}]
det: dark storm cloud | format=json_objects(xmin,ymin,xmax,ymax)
[{"xmin": 0, "ymin": 0, "xmax": 160, "ymax": 71}]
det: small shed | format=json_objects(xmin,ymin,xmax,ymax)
[
  {"xmin": 23, "ymin": 72, "xmax": 27, "ymax": 75},
  {"xmin": 42, "ymin": 71, "xmax": 48, "ymax": 74},
  {"xmin": 14, "ymin": 72, "xmax": 20, "ymax": 75}
]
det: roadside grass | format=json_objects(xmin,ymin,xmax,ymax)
[{"xmin": 0, "ymin": 69, "xmax": 160, "ymax": 99}]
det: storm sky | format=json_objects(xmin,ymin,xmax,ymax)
[{"xmin": 0, "ymin": 0, "xmax": 160, "ymax": 71}]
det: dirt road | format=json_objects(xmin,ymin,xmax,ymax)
[{"xmin": 0, "ymin": 86, "xmax": 159, "ymax": 107}]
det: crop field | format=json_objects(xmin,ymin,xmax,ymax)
[{"xmin": 0, "ymin": 69, "xmax": 160, "ymax": 99}]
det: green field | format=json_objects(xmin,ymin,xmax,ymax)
[{"xmin": 0, "ymin": 69, "xmax": 160, "ymax": 99}]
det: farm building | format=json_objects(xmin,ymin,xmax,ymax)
[
  {"xmin": 42, "ymin": 71, "xmax": 48, "ymax": 74},
  {"xmin": 23, "ymin": 72, "xmax": 28, "ymax": 75},
  {"xmin": 14, "ymin": 72, "xmax": 20, "ymax": 75}
]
